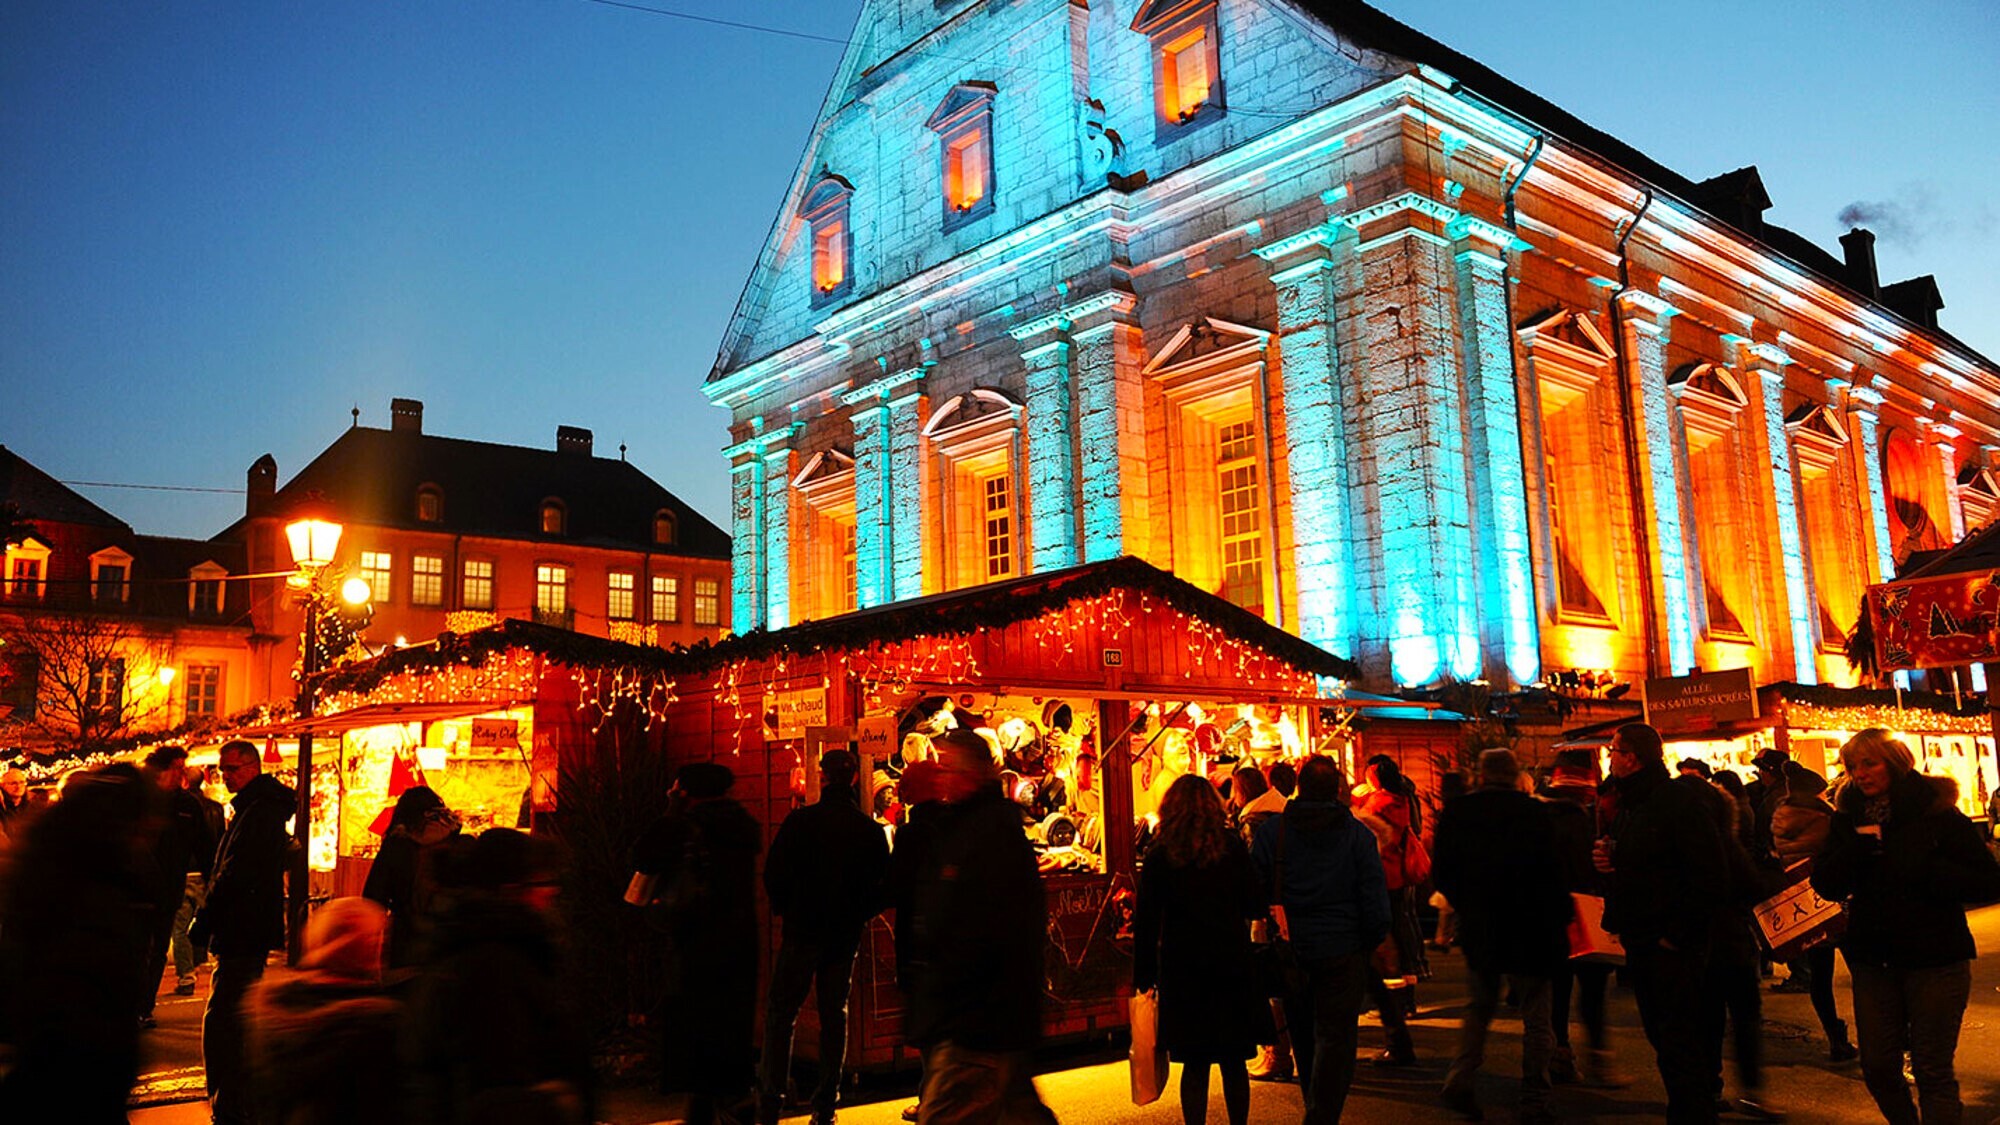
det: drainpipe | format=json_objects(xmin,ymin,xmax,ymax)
[{"xmin": 1608, "ymin": 187, "xmax": 1661, "ymax": 673}]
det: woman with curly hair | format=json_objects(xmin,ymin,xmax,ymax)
[
  {"xmin": 1135, "ymin": 774, "xmax": 1270, "ymax": 1125},
  {"xmin": 1812, "ymin": 729, "xmax": 2000, "ymax": 1124}
]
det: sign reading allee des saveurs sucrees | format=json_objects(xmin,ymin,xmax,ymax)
[{"xmin": 1642, "ymin": 667, "xmax": 1759, "ymax": 734}]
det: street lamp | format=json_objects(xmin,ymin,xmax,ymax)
[{"xmin": 282, "ymin": 499, "xmax": 345, "ymax": 966}]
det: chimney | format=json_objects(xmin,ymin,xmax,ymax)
[
  {"xmin": 556, "ymin": 425, "xmax": 594, "ymax": 456},
  {"xmin": 1881, "ymin": 276, "xmax": 1945, "ymax": 331},
  {"xmin": 390, "ymin": 398, "xmax": 424, "ymax": 434},
  {"xmin": 1839, "ymin": 228, "xmax": 1879, "ymax": 298},
  {"xmin": 246, "ymin": 454, "xmax": 276, "ymax": 518}
]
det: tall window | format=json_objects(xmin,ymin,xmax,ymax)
[
  {"xmin": 928, "ymin": 83, "xmax": 997, "ymax": 228},
  {"xmin": 693, "ymin": 577, "xmax": 721, "ymax": 627},
  {"xmin": 1217, "ymin": 421, "xmax": 1265, "ymax": 615},
  {"xmin": 462, "ymin": 559, "xmax": 494, "ymax": 610},
  {"xmin": 416, "ymin": 485, "xmax": 443, "ymax": 523},
  {"xmin": 794, "ymin": 449, "xmax": 859, "ymax": 620},
  {"xmin": 411, "ymin": 554, "xmax": 445, "ymax": 607},
  {"xmin": 1790, "ymin": 405, "xmax": 1861, "ymax": 648},
  {"xmin": 607, "ymin": 572, "xmax": 635, "ymax": 621},
  {"xmin": 651, "ymin": 574, "xmax": 680, "ymax": 623},
  {"xmin": 653, "ymin": 510, "xmax": 677, "ymax": 546},
  {"xmin": 1135, "ymin": 1, "xmax": 1222, "ymax": 134},
  {"xmin": 535, "ymin": 565, "xmax": 569, "ymax": 615},
  {"xmin": 1671, "ymin": 362, "xmax": 1755, "ymax": 641},
  {"xmin": 843, "ymin": 523, "xmax": 858, "ymax": 613},
  {"xmin": 359, "ymin": 551, "xmax": 393, "ymax": 603},
  {"xmin": 983, "ymin": 474, "xmax": 1014, "ymax": 579},
  {"xmin": 85, "ymin": 658, "xmax": 125, "ymax": 714},
  {"xmin": 184, "ymin": 664, "xmax": 222, "ymax": 718},
  {"xmin": 801, "ymin": 174, "xmax": 854, "ymax": 305},
  {"xmin": 1521, "ymin": 310, "xmax": 1623, "ymax": 623},
  {"xmin": 540, "ymin": 501, "xmax": 567, "ymax": 536}
]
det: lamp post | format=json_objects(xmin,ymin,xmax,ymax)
[{"xmin": 282, "ymin": 503, "xmax": 346, "ymax": 966}]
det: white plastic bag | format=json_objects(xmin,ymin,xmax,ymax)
[{"xmin": 1129, "ymin": 989, "xmax": 1169, "ymax": 1105}]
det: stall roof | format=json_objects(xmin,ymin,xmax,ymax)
[
  {"xmin": 1900, "ymin": 520, "xmax": 2000, "ymax": 581},
  {"xmin": 314, "ymin": 556, "xmax": 1362, "ymax": 698},
  {"xmin": 230, "ymin": 699, "xmax": 523, "ymax": 738},
  {"xmin": 1559, "ymin": 680, "xmax": 1986, "ymax": 745}
]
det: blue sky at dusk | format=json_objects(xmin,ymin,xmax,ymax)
[{"xmin": 5, "ymin": 1, "xmax": 1995, "ymax": 540}]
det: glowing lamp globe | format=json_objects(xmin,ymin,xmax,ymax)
[
  {"xmin": 341, "ymin": 577, "xmax": 373, "ymax": 606},
  {"xmin": 284, "ymin": 514, "xmax": 343, "ymax": 571}
]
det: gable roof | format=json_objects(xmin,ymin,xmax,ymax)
[
  {"xmin": 217, "ymin": 426, "xmax": 729, "ymax": 559},
  {"xmin": 0, "ymin": 446, "xmax": 130, "ymax": 531}
]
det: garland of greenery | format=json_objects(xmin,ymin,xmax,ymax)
[
  {"xmin": 1769, "ymin": 680, "xmax": 1985, "ymax": 718},
  {"xmin": 310, "ymin": 556, "xmax": 1359, "ymax": 698}
]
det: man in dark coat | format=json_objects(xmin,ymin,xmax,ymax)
[
  {"xmin": 1595, "ymin": 723, "xmax": 1728, "ymax": 1124},
  {"xmin": 139, "ymin": 745, "xmax": 216, "ymax": 1024},
  {"xmin": 1432, "ymin": 748, "xmax": 1572, "ymax": 1123},
  {"xmin": 1542, "ymin": 749, "xmax": 1625, "ymax": 1088},
  {"xmin": 758, "ymin": 748, "xmax": 890, "ymax": 1125},
  {"xmin": 1250, "ymin": 755, "xmax": 1390, "ymax": 1125},
  {"xmin": 905, "ymin": 728, "xmax": 1054, "ymax": 1124},
  {"xmin": 190, "ymin": 738, "xmax": 296, "ymax": 1125},
  {"xmin": 632, "ymin": 761, "xmax": 763, "ymax": 1125}
]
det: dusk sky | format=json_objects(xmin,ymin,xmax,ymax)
[{"xmin": 6, "ymin": 1, "xmax": 1995, "ymax": 541}]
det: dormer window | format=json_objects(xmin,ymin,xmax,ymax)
[
  {"xmin": 189, "ymin": 561, "xmax": 228, "ymax": 617},
  {"xmin": 653, "ymin": 509, "xmax": 678, "ymax": 547},
  {"xmin": 800, "ymin": 174, "xmax": 855, "ymax": 307},
  {"xmin": 90, "ymin": 546, "xmax": 133, "ymax": 605},
  {"xmin": 416, "ymin": 484, "xmax": 443, "ymax": 523},
  {"xmin": 1134, "ymin": 1, "xmax": 1223, "ymax": 136},
  {"xmin": 541, "ymin": 499, "xmax": 568, "ymax": 536},
  {"xmin": 3, "ymin": 537, "xmax": 50, "ymax": 601},
  {"xmin": 927, "ymin": 83, "xmax": 997, "ymax": 230}
]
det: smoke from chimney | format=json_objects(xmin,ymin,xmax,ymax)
[{"xmin": 1836, "ymin": 183, "xmax": 1940, "ymax": 246}]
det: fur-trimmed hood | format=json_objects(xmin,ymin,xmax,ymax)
[{"xmin": 1835, "ymin": 770, "xmax": 1957, "ymax": 822}]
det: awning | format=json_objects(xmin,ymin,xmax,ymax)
[{"xmin": 229, "ymin": 700, "xmax": 525, "ymax": 738}]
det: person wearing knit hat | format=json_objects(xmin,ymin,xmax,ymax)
[{"xmin": 245, "ymin": 898, "xmax": 402, "ymax": 1123}]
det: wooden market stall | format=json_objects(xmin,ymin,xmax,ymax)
[{"xmin": 304, "ymin": 557, "xmax": 1468, "ymax": 1072}]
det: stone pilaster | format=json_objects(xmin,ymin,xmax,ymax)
[
  {"xmin": 1451, "ymin": 216, "xmax": 1539, "ymax": 687},
  {"xmin": 1616, "ymin": 289, "xmax": 1697, "ymax": 675},
  {"xmin": 1257, "ymin": 230, "xmax": 1354, "ymax": 659},
  {"xmin": 1929, "ymin": 422, "xmax": 1967, "ymax": 543},
  {"xmin": 887, "ymin": 385, "xmax": 928, "ymax": 600},
  {"xmin": 1746, "ymin": 345, "xmax": 1817, "ymax": 683},
  {"xmin": 727, "ymin": 455, "xmax": 762, "ymax": 633},
  {"xmin": 762, "ymin": 445, "xmax": 797, "ymax": 630},
  {"xmin": 1018, "ymin": 335, "xmax": 1078, "ymax": 571},
  {"xmin": 1848, "ymin": 388, "xmax": 1898, "ymax": 584},
  {"xmin": 841, "ymin": 369, "xmax": 926, "ymax": 608}
]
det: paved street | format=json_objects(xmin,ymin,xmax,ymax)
[{"xmin": 132, "ymin": 904, "xmax": 2000, "ymax": 1124}]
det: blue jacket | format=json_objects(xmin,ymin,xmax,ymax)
[{"xmin": 1251, "ymin": 800, "xmax": 1390, "ymax": 961}]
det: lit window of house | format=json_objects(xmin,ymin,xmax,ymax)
[
  {"xmin": 535, "ymin": 564, "xmax": 571, "ymax": 625},
  {"xmin": 651, "ymin": 574, "xmax": 680, "ymax": 623},
  {"xmin": 924, "ymin": 389, "xmax": 1022, "ymax": 590},
  {"xmin": 184, "ymin": 664, "xmax": 222, "ymax": 718},
  {"xmin": 1670, "ymin": 361, "xmax": 1755, "ymax": 641},
  {"xmin": 359, "ymin": 550, "xmax": 393, "ymax": 604},
  {"xmin": 462, "ymin": 559, "xmax": 494, "ymax": 610},
  {"xmin": 1789, "ymin": 404, "xmax": 1862, "ymax": 648},
  {"xmin": 540, "ymin": 500, "xmax": 567, "ymax": 536},
  {"xmin": 608, "ymin": 572, "xmax": 635, "ymax": 621},
  {"xmin": 189, "ymin": 561, "xmax": 228, "ymax": 618},
  {"xmin": 90, "ymin": 546, "xmax": 133, "ymax": 605},
  {"xmin": 416, "ymin": 485, "xmax": 443, "ymax": 523},
  {"xmin": 693, "ymin": 577, "xmax": 721, "ymax": 627},
  {"xmin": 5, "ymin": 537, "xmax": 51, "ymax": 600},
  {"xmin": 1134, "ymin": 1, "xmax": 1223, "ymax": 134},
  {"xmin": 1216, "ymin": 421, "xmax": 1264, "ymax": 615},
  {"xmin": 1519, "ymin": 310, "xmax": 1621, "ymax": 622},
  {"xmin": 85, "ymin": 657, "xmax": 125, "ymax": 714},
  {"xmin": 793, "ymin": 450, "xmax": 858, "ymax": 620},
  {"xmin": 411, "ymin": 554, "xmax": 445, "ymax": 607},
  {"xmin": 653, "ymin": 510, "xmax": 677, "ymax": 546},
  {"xmin": 800, "ymin": 174, "xmax": 855, "ymax": 306},
  {"xmin": 927, "ymin": 83, "xmax": 997, "ymax": 229}
]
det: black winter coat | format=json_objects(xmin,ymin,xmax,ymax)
[
  {"xmin": 196, "ymin": 773, "xmax": 295, "ymax": 957},
  {"xmin": 1811, "ymin": 772, "xmax": 2000, "ymax": 970},
  {"xmin": 248, "ymin": 970, "xmax": 403, "ymax": 1125},
  {"xmin": 765, "ymin": 790, "xmax": 889, "ymax": 945},
  {"xmin": 1133, "ymin": 837, "xmax": 1268, "ymax": 1061},
  {"xmin": 362, "ymin": 829, "xmax": 453, "ymax": 969},
  {"xmin": 151, "ymin": 787, "xmax": 216, "ymax": 910},
  {"xmin": 1432, "ymin": 787, "xmax": 1572, "ymax": 977},
  {"xmin": 905, "ymin": 789, "xmax": 1045, "ymax": 1052},
  {"xmin": 1602, "ymin": 763, "xmax": 1727, "ymax": 955},
  {"xmin": 1543, "ymin": 781, "xmax": 1606, "ymax": 896}
]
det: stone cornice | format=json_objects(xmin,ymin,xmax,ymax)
[
  {"xmin": 1006, "ymin": 290, "xmax": 1137, "ymax": 342},
  {"xmin": 1445, "ymin": 214, "xmax": 1530, "ymax": 253},
  {"xmin": 1337, "ymin": 191, "xmax": 1458, "ymax": 231},
  {"xmin": 836, "ymin": 366, "xmax": 928, "ymax": 407},
  {"xmin": 721, "ymin": 421, "xmax": 805, "ymax": 461}
]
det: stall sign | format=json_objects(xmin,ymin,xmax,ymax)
[
  {"xmin": 470, "ymin": 718, "xmax": 519, "ymax": 748},
  {"xmin": 1643, "ymin": 667, "xmax": 1758, "ymax": 734},
  {"xmin": 1869, "ymin": 572, "xmax": 2000, "ymax": 672},
  {"xmin": 1753, "ymin": 860, "xmax": 1845, "ymax": 960},
  {"xmin": 764, "ymin": 687, "xmax": 829, "ymax": 741},
  {"xmin": 856, "ymin": 714, "xmax": 896, "ymax": 762}
]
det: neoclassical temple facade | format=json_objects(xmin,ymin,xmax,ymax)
[{"xmin": 704, "ymin": 0, "xmax": 2000, "ymax": 692}]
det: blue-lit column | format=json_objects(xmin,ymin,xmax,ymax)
[
  {"xmin": 840, "ymin": 368, "xmax": 926, "ymax": 608},
  {"xmin": 1071, "ymin": 294, "xmax": 1145, "ymax": 563},
  {"xmin": 1451, "ymin": 216, "xmax": 1540, "ymax": 687},
  {"xmin": 1257, "ymin": 229, "xmax": 1354, "ymax": 659},
  {"xmin": 1342, "ymin": 196, "xmax": 1479, "ymax": 686},
  {"xmin": 1929, "ymin": 421, "xmax": 1968, "ymax": 543},
  {"xmin": 727, "ymin": 452, "xmax": 764, "ymax": 633},
  {"xmin": 1848, "ymin": 386, "xmax": 1898, "ymax": 583},
  {"xmin": 1616, "ymin": 290, "xmax": 1697, "ymax": 675},
  {"xmin": 1015, "ymin": 330, "xmax": 1078, "ymax": 571},
  {"xmin": 762, "ymin": 444, "xmax": 798, "ymax": 630},
  {"xmin": 1747, "ymin": 345, "xmax": 1817, "ymax": 684}
]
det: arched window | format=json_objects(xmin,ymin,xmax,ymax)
[
  {"xmin": 800, "ymin": 174, "xmax": 855, "ymax": 306},
  {"xmin": 653, "ymin": 509, "xmax": 677, "ymax": 547},
  {"xmin": 540, "ymin": 499, "xmax": 567, "ymax": 536},
  {"xmin": 416, "ymin": 484, "xmax": 443, "ymax": 523},
  {"xmin": 924, "ymin": 389, "xmax": 1023, "ymax": 589}
]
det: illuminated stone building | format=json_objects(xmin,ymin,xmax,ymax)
[
  {"xmin": 218, "ymin": 399, "xmax": 732, "ymax": 706},
  {"xmin": 704, "ymin": 0, "xmax": 2000, "ymax": 694}
]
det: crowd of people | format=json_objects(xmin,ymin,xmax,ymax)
[{"xmin": 1, "ymin": 720, "xmax": 1998, "ymax": 1125}]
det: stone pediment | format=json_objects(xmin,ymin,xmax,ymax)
[{"xmin": 1143, "ymin": 318, "xmax": 1271, "ymax": 376}]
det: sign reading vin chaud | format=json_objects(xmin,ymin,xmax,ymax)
[{"xmin": 1643, "ymin": 667, "xmax": 1759, "ymax": 734}]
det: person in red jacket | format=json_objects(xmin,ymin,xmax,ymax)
[{"xmin": 1355, "ymin": 756, "xmax": 1429, "ymax": 992}]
